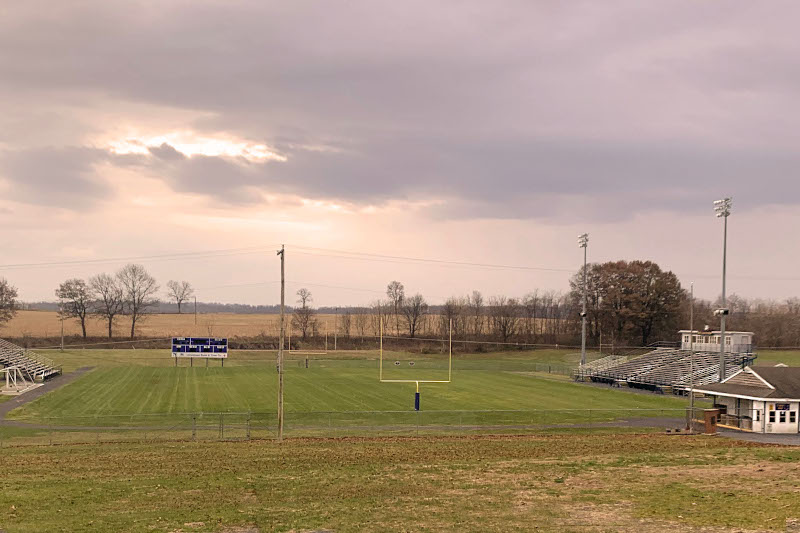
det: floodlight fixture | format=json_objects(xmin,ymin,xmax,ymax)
[
  {"xmin": 578, "ymin": 233, "xmax": 589, "ymax": 248},
  {"xmin": 714, "ymin": 197, "xmax": 732, "ymax": 218}
]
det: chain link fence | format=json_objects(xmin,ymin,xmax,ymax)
[{"xmin": 0, "ymin": 408, "xmax": 695, "ymax": 447}]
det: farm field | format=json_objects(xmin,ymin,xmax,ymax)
[
  {"xmin": 0, "ymin": 433, "xmax": 798, "ymax": 532},
  {"xmin": 2, "ymin": 309, "xmax": 558, "ymax": 340},
  {"xmin": 6, "ymin": 349, "xmax": 687, "ymax": 427}
]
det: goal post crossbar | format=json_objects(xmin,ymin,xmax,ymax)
[{"xmin": 379, "ymin": 319, "xmax": 453, "ymax": 384}]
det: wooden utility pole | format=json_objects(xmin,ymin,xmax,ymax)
[
  {"xmin": 277, "ymin": 245, "xmax": 285, "ymax": 441},
  {"xmin": 194, "ymin": 296, "xmax": 197, "ymax": 326},
  {"xmin": 60, "ymin": 317, "xmax": 64, "ymax": 352}
]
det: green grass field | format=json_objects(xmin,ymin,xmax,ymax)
[
  {"xmin": 0, "ymin": 433, "xmax": 798, "ymax": 532},
  {"xmin": 6, "ymin": 349, "xmax": 688, "ymax": 427}
]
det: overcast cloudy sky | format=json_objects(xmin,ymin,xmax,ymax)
[{"xmin": 1, "ymin": 1, "xmax": 799, "ymax": 306}]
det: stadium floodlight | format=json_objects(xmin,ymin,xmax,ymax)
[
  {"xmin": 714, "ymin": 197, "xmax": 732, "ymax": 218},
  {"xmin": 714, "ymin": 197, "xmax": 732, "ymax": 381},
  {"xmin": 578, "ymin": 233, "xmax": 589, "ymax": 367}
]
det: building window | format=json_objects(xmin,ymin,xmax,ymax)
[
  {"xmin": 779, "ymin": 412, "xmax": 787, "ymax": 423},
  {"xmin": 683, "ymin": 335, "xmax": 689, "ymax": 343},
  {"xmin": 790, "ymin": 412, "xmax": 797, "ymax": 424},
  {"xmin": 769, "ymin": 411, "xmax": 776, "ymax": 423},
  {"xmin": 755, "ymin": 410, "xmax": 760, "ymax": 422}
]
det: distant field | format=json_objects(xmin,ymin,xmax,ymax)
[
  {"xmin": 1, "ymin": 309, "xmax": 559, "ymax": 342},
  {"xmin": 3, "ymin": 310, "xmax": 303, "ymax": 338},
  {"xmin": 0, "ymin": 434, "xmax": 798, "ymax": 532}
]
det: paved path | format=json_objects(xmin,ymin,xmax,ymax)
[
  {"xmin": 0, "ymin": 367, "xmax": 93, "ymax": 419},
  {"xmin": 719, "ymin": 428, "xmax": 800, "ymax": 446}
]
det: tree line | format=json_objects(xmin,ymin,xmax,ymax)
[
  {"xmin": 0, "ymin": 266, "xmax": 195, "ymax": 340},
  {"xmin": 2, "ymin": 258, "xmax": 800, "ymax": 347}
]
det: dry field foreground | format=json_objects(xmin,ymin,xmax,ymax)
[
  {"xmin": 3, "ymin": 310, "xmax": 557, "ymax": 340},
  {"xmin": 1, "ymin": 434, "xmax": 799, "ymax": 532}
]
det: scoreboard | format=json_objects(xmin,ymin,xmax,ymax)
[{"xmin": 171, "ymin": 337, "xmax": 228, "ymax": 358}]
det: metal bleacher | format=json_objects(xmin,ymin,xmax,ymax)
[
  {"xmin": 0, "ymin": 338, "xmax": 62, "ymax": 382},
  {"xmin": 575, "ymin": 347, "xmax": 755, "ymax": 392}
]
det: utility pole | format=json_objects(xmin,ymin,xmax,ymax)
[
  {"xmin": 60, "ymin": 317, "xmax": 64, "ymax": 352},
  {"xmin": 714, "ymin": 198, "xmax": 732, "ymax": 381},
  {"xmin": 578, "ymin": 233, "xmax": 589, "ymax": 367},
  {"xmin": 689, "ymin": 282, "xmax": 695, "ymax": 421},
  {"xmin": 194, "ymin": 296, "xmax": 197, "ymax": 326},
  {"xmin": 334, "ymin": 307, "xmax": 338, "ymax": 351},
  {"xmin": 277, "ymin": 245, "xmax": 285, "ymax": 441}
]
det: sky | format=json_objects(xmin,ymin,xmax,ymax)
[{"xmin": 1, "ymin": 1, "xmax": 799, "ymax": 307}]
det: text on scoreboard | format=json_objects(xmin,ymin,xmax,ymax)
[{"xmin": 172, "ymin": 337, "xmax": 228, "ymax": 358}]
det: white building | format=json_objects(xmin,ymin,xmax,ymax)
[
  {"xmin": 679, "ymin": 330, "xmax": 754, "ymax": 354},
  {"xmin": 694, "ymin": 366, "xmax": 800, "ymax": 434}
]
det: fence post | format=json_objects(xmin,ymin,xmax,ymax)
[
  {"xmin": 246, "ymin": 413, "xmax": 251, "ymax": 440},
  {"xmin": 49, "ymin": 422, "xmax": 53, "ymax": 446},
  {"xmin": 219, "ymin": 414, "xmax": 224, "ymax": 440},
  {"xmin": 192, "ymin": 415, "xmax": 197, "ymax": 441}
]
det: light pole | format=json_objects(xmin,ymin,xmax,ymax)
[
  {"xmin": 578, "ymin": 233, "xmax": 589, "ymax": 367},
  {"xmin": 689, "ymin": 282, "xmax": 695, "ymax": 421},
  {"xmin": 277, "ymin": 245, "xmax": 285, "ymax": 441},
  {"xmin": 714, "ymin": 197, "xmax": 732, "ymax": 382}
]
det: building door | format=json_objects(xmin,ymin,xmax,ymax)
[{"xmin": 767, "ymin": 404, "xmax": 798, "ymax": 434}]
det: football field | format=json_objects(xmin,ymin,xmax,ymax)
[{"xmin": 5, "ymin": 348, "xmax": 688, "ymax": 429}]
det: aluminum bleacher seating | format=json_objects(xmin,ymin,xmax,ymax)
[
  {"xmin": 575, "ymin": 347, "xmax": 755, "ymax": 392},
  {"xmin": 0, "ymin": 338, "xmax": 62, "ymax": 381}
]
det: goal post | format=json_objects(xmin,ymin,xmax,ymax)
[{"xmin": 379, "ymin": 318, "xmax": 453, "ymax": 410}]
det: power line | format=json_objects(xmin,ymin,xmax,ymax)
[
  {"xmin": 0, "ymin": 245, "xmax": 278, "ymax": 271},
  {"xmin": 1, "ymin": 241, "xmax": 798, "ymax": 283},
  {"xmin": 290, "ymin": 245, "xmax": 575, "ymax": 273}
]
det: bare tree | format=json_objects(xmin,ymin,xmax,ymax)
[
  {"xmin": 166, "ymin": 280, "xmax": 194, "ymax": 314},
  {"xmin": 55, "ymin": 278, "xmax": 94, "ymax": 338},
  {"xmin": 370, "ymin": 299, "xmax": 390, "ymax": 336},
  {"xmin": 402, "ymin": 293, "xmax": 428, "ymax": 338},
  {"xmin": 117, "ymin": 264, "xmax": 160, "ymax": 339},
  {"xmin": 522, "ymin": 291, "xmax": 540, "ymax": 342},
  {"xmin": 90, "ymin": 273, "xmax": 124, "ymax": 339},
  {"xmin": 291, "ymin": 288, "xmax": 316, "ymax": 340},
  {"xmin": 354, "ymin": 308, "xmax": 368, "ymax": 338},
  {"xmin": 386, "ymin": 281, "xmax": 405, "ymax": 335},
  {"xmin": 488, "ymin": 296, "xmax": 520, "ymax": 342},
  {"xmin": 469, "ymin": 290, "xmax": 484, "ymax": 337},
  {"xmin": 440, "ymin": 296, "xmax": 467, "ymax": 337},
  {"xmin": 340, "ymin": 307, "xmax": 352, "ymax": 338},
  {"xmin": 0, "ymin": 278, "xmax": 18, "ymax": 329}
]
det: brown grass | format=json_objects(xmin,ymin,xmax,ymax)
[{"xmin": 2, "ymin": 310, "xmax": 337, "ymax": 339}]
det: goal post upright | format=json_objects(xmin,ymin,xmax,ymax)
[{"xmin": 379, "ymin": 316, "xmax": 453, "ymax": 411}]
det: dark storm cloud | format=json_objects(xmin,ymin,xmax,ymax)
[{"xmin": 1, "ymin": 1, "xmax": 799, "ymax": 217}]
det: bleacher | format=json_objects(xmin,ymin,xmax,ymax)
[
  {"xmin": 575, "ymin": 347, "xmax": 756, "ymax": 392},
  {"xmin": 0, "ymin": 338, "xmax": 62, "ymax": 381},
  {"xmin": 579, "ymin": 354, "xmax": 629, "ymax": 372}
]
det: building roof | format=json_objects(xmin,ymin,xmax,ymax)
[
  {"xmin": 678, "ymin": 330, "xmax": 754, "ymax": 335},
  {"xmin": 696, "ymin": 366, "xmax": 800, "ymax": 400}
]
